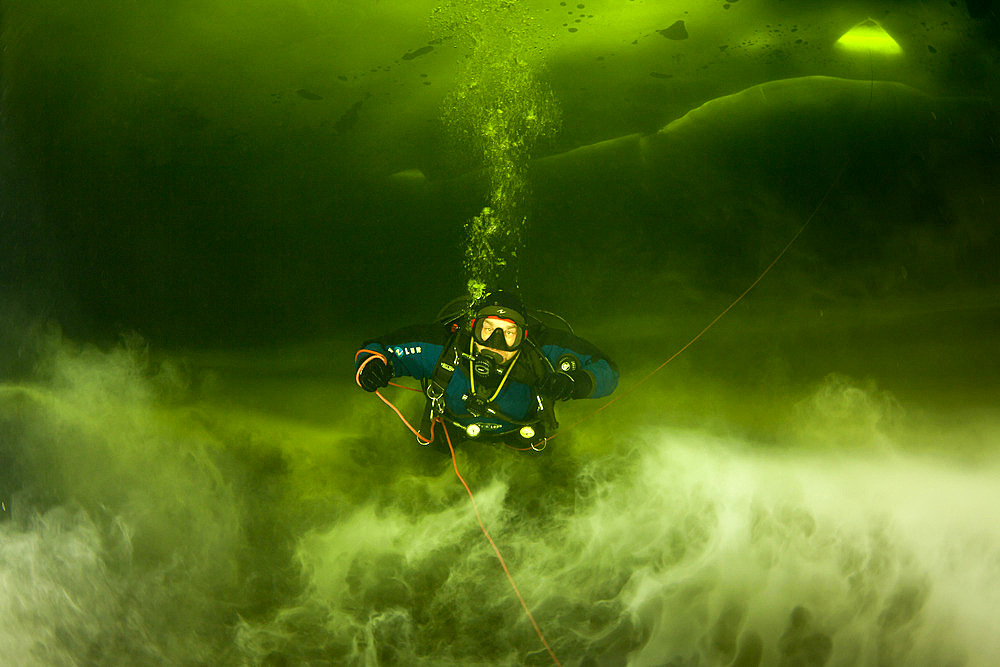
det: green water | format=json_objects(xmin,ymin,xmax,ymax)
[{"xmin": 2, "ymin": 1, "xmax": 999, "ymax": 665}]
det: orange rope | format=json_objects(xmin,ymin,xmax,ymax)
[
  {"xmin": 548, "ymin": 160, "xmax": 848, "ymax": 441},
  {"xmin": 442, "ymin": 423, "xmax": 562, "ymax": 666},
  {"xmin": 356, "ymin": 349, "xmax": 561, "ymax": 664}
]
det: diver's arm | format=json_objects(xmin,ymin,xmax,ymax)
[
  {"xmin": 537, "ymin": 329, "xmax": 619, "ymax": 399},
  {"xmin": 356, "ymin": 324, "xmax": 450, "ymax": 382}
]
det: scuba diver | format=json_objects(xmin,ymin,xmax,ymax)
[{"xmin": 355, "ymin": 290, "xmax": 619, "ymax": 450}]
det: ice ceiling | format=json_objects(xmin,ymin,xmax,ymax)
[{"xmin": 5, "ymin": 0, "xmax": 996, "ymax": 182}]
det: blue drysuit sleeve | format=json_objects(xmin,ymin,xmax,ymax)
[
  {"xmin": 537, "ymin": 328, "xmax": 619, "ymax": 399},
  {"xmin": 356, "ymin": 324, "xmax": 451, "ymax": 382}
]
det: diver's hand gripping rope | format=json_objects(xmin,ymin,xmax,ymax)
[{"xmin": 355, "ymin": 349, "xmax": 433, "ymax": 442}]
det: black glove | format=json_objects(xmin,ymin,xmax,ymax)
[
  {"xmin": 538, "ymin": 371, "xmax": 576, "ymax": 401},
  {"xmin": 358, "ymin": 356, "xmax": 392, "ymax": 392}
]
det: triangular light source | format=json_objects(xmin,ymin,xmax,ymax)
[{"xmin": 836, "ymin": 18, "xmax": 903, "ymax": 55}]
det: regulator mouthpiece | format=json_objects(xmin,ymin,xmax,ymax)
[{"xmin": 473, "ymin": 349, "xmax": 503, "ymax": 380}]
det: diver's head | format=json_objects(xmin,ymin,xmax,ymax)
[{"xmin": 471, "ymin": 290, "xmax": 527, "ymax": 361}]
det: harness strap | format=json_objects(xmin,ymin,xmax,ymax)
[
  {"xmin": 420, "ymin": 330, "xmax": 560, "ymax": 438},
  {"xmin": 420, "ymin": 331, "xmax": 461, "ymax": 437},
  {"xmin": 521, "ymin": 337, "xmax": 559, "ymax": 433}
]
